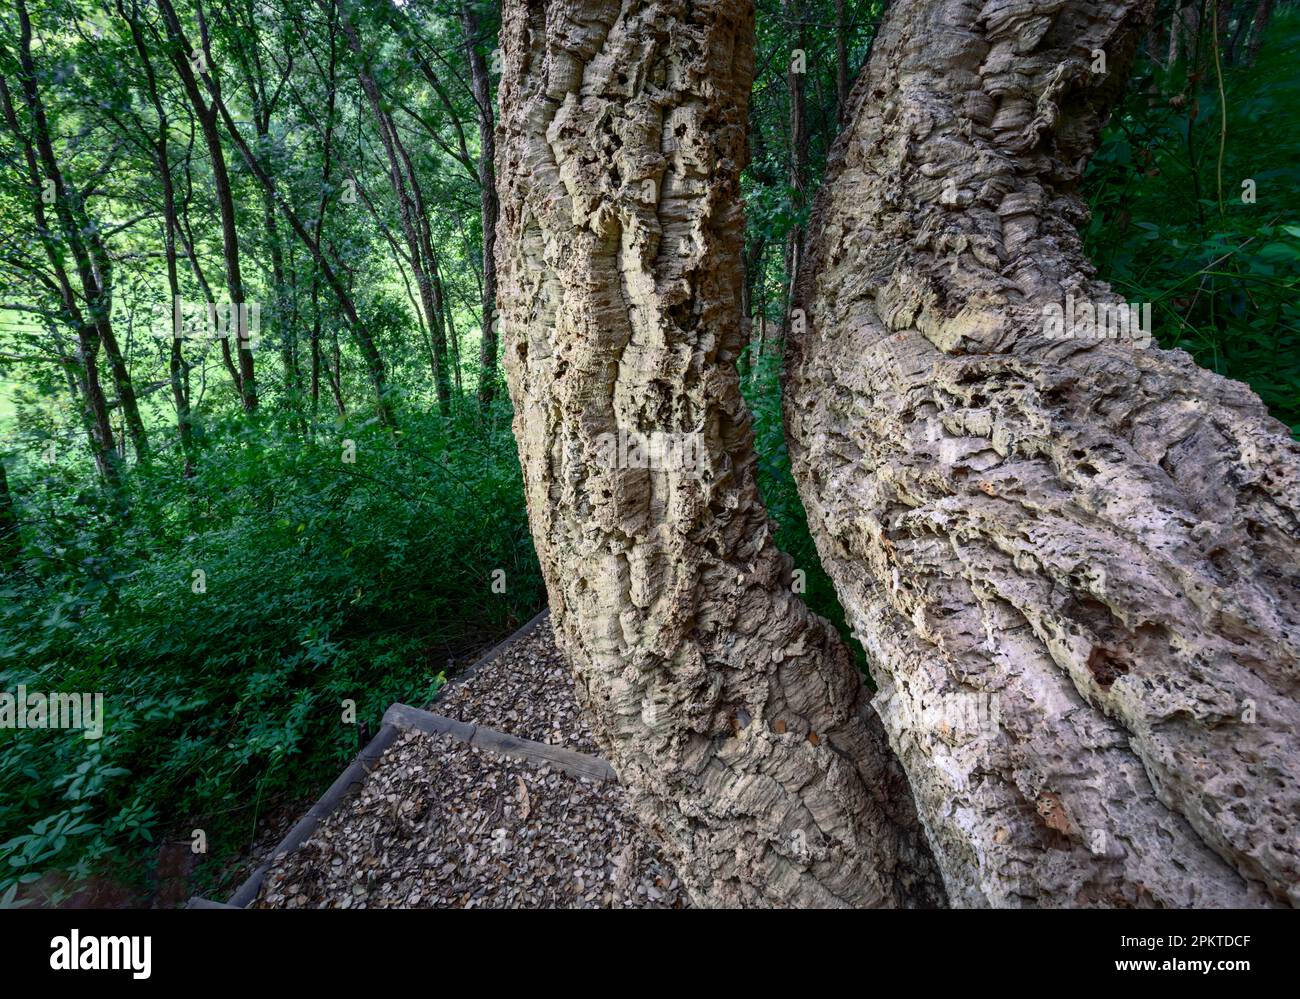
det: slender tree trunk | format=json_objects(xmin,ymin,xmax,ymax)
[
  {"xmin": 123, "ymin": 4, "xmax": 194, "ymax": 475},
  {"xmin": 834, "ymin": 0, "xmax": 850, "ymax": 122},
  {"xmin": 352, "ymin": 172, "xmax": 441, "ymax": 387},
  {"xmin": 781, "ymin": 0, "xmax": 808, "ymax": 342},
  {"xmin": 310, "ymin": 288, "xmax": 323, "ymax": 420},
  {"xmin": 231, "ymin": 0, "xmax": 300, "ymax": 408},
  {"xmin": 462, "ymin": 0, "xmax": 501, "ymax": 411},
  {"xmin": 75, "ymin": 326, "xmax": 119, "ymax": 482},
  {"xmin": 337, "ymin": 3, "xmax": 447, "ymax": 414},
  {"xmin": 497, "ymin": 0, "xmax": 942, "ymax": 908},
  {"xmin": 740, "ymin": 235, "xmax": 765, "ymax": 380},
  {"xmin": 175, "ymin": 162, "xmax": 244, "ymax": 395},
  {"xmin": 786, "ymin": 0, "xmax": 1299, "ymax": 907},
  {"xmin": 88, "ymin": 267, "xmax": 147, "ymax": 462},
  {"xmin": 0, "ymin": 458, "xmax": 21, "ymax": 572},
  {"xmin": 0, "ymin": 73, "xmax": 118, "ymax": 483},
  {"xmin": 438, "ymin": 262, "xmax": 463, "ymax": 399},
  {"xmin": 1225, "ymin": 0, "xmax": 1250, "ymax": 62},
  {"xmin": 263, "ymin": 193, "xmax": 293, "ymax": 397},
  {"xmin": 1174, "ymin": 2, "xmax": 1202, "ymax": 74},
  {"xmin": 50, "ymin": 326, "xmax": 83, "ymax": 406},
  {"xmin": 156, "ymin": 0, "xmax": 257, "ymax": 411},
  {"xmin": 309, "ymin": 7, "xmax": 340, "ymax": 430},
  {"xmin": 407, "ymin": 152, "xmax": 455, "ymax": 412},
  {"xmin": 327, "ymin": 325, "xmax": 346, "ymax": 416},
  {"xmin": 1245, "ymin": 0, "xmax": 1273, "ymax": 64},
  {"xmin": 194, "ymin": 51, "xmax": 393, "ymax": 424},
  {"xmin": 159, "ymin": 160, "xmax": 195, "ymax": 477},
  {"xmin": 9, "ymin": 0, "xmax": 148, "ymax": 461}
]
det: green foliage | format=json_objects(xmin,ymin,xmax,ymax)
[
  {"xmin": 1083, "ymin": 4, "xmax": 1300, "ymax": 432},
  {"xmin": 0, "ymin": 0, "xmax": 1296, "ymax": 908},
  {"xmin": 744, "ymin": 1, "xmax": 886, "ymax": 319},
  {"xmin": 742, "ymin": 347, "xmax": 867, "ymax": 671},
  {"xmin": 0, "ymin": 402, "xmax": 541, "ymax": 898}
]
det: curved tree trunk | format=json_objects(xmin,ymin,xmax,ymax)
[
  {"xmin": 497, "ymin": 0, "xmax": 942, "ymax": 908},
  {"xmin": 786, "ymin": 0, "xmax": 1299, "ymax": 907}
]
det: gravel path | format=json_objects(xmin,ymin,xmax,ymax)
[
  {"xmin": 253, "ymin": 618, "xmax": 689, "ymax": 908},
  {"xmin": 434, "ymin": 621, "xmax": 599, "ymax": 754}
]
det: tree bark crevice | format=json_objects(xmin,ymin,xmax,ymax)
[
  {"xmin": 787, "ymin": 0, "xmax": 1299, "ymax": 907},
  {"xmin": 498, "ymin": 0, "xmax": 944, "ymax": 908}
]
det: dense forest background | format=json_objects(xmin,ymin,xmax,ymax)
[{"xmin": 0, "ymin": 0, "xmax": 1295, "ymax": 905}]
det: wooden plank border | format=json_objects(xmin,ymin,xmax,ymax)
[
  {"xmin": 434, "ymin": 608, "xmax": 551, "ymax": 701},
  {"xmin": 224, "ymin": 720, "xmax": 402, "ymax": 908},
  {"xmin": 208, "ymin": 607, "xmax": 603, "ymax": 910},
  {"xmin": 382, "ymin": 702, "xmax": 615, "ymax": 782}
]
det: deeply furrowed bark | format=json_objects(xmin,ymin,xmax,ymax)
[
  {"xmin": 786, "ymin": 0, "xmax": 1300, "ymax": 907},
  {"xmin": 497, "ymin": 0, "xmax": 943, "ymax": 907}
]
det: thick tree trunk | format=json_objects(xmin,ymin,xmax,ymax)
[
  {"xmin": 786, "ymin": 0, "xmax": 1299, "ymax": 907},
  {"xmin": 497, "ymin": 0, "xmax": 943, "ymax": 908}
]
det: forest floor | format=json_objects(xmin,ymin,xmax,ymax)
[{"xmin": 250, "ymin": 622, "xmax": 689, "ymax": 909}]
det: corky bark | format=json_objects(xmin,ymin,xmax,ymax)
[
  {"xmin": 497, "ymin": 0, "xmax": 943, "ymax": 908},
  {"xmin": 786, "ymin": 0, "xmax": 1300, "ymax": 907}
]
